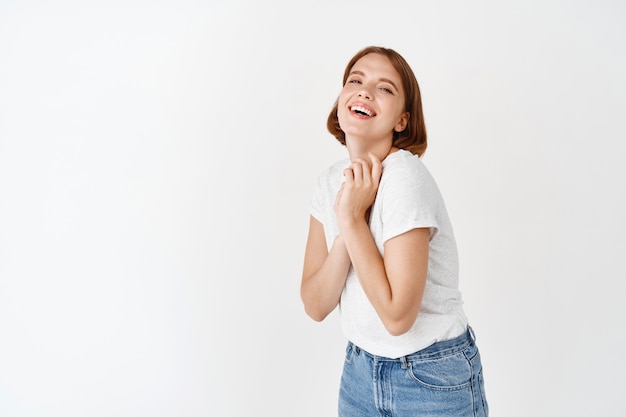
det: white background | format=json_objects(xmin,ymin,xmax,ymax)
[{"xmin": 1, "ymin": 1, "xmax": 625, "ymax": 416}]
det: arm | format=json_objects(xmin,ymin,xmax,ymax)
[
  {"xmin": 336, "ymin": 154, "xmax": 429, "ymax": 336},
  {"xmin": 300, "ymin": 216, "xmax": 351, "ymax": 322},
  {"xmin": 342, "ymin": 221, "xmax": 429, "ymax": 336}
]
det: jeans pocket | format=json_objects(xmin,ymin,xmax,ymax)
[{"xmin": 406, "ymin": 351, "xmax": 472, "ymax": 391}]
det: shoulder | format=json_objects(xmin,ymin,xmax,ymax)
[
  {"xmin": 312, "ymin": 158, "xmax": 351, "ymax": 204},
  {"xmin": 381, "ymin": 149, "xmax": 434, "ymax": 185},
  {"xmin": 316, "ymin": 157, "xmax": 351, "ymax": 185},
  {"xmin": 326, "ymin": 157, "xmax": 351, "ymax": 175},
  {"xmin": 378, "ymin": 150, "xmax": 444, "ymax": 209}
]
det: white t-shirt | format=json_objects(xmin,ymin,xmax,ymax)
[{"xmin": 311, "ymin": 149, "xmax": 468, "ymax": 358}]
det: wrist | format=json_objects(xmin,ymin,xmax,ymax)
[{"xmin": 338, "ymin": 213, "xmax": 368, "ymax": 233}]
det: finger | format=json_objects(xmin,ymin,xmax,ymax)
[
  {"xmin": 343, "ymin": 167, "xmax": 354, "ymax": 184},
  {"xmin": 352, "ymin": 158, "xmax": 371, "ymax": 172},
  {"xmin": 368, "ymin": 152, "xmax": 383, "ymax": 184},
  {"xmin": 350, "ymin": 160, "xmax": 365, "ymax": 185},
  {"xmin": 354, "ymin": 158, "xmax": 373, "ymax": 185}
]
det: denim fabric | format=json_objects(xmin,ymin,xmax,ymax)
[{"xmin": 338, "ymin": 327, "xmax": 488, "ymax": 417}]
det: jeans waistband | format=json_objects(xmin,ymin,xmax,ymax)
[{"xmin": 349, "ymin": 326, "xmax": 476, "ymax": 362}]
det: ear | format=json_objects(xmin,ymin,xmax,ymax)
[{"xmin": 394, "ymin": 112, "xmax": 410, "ymax": 132}]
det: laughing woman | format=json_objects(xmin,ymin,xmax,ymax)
[{"xmin": 300, "ymin": 46, "xmax": 489, "ymax": 416}]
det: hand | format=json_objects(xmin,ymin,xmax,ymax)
[{"xmin": 334, "ymin": 153, "xmax": 382, "ymax": 228}]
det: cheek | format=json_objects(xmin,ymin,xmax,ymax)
[
  {"xmin": 389, "ymin": 101, "xmax": 407, "ymax": 120},
  {"xmin": 336, "ymin": 94, "xmax": 350, "ymax": 122},
  {"xmin": 337, "ymin": 90, "xmax": 350, "ymax": 108},
  {"xmin": 336, "ymin": 107, "xmax": 349, "ymax": 131}
]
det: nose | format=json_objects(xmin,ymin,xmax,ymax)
[{"xmin": 358, "ymin": 85, "xmax": 372, "ymax": 100}]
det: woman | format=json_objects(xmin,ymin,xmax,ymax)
[{"xmin": 300, "ymin": 46, "xmax": 488, "ymax": 416}]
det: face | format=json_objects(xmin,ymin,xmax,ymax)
[{"xmin": 337, "ymin": 53, "xmax": 409, "ymax": 145}]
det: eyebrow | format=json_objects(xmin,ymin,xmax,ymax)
[{"xmin": 348, "ymin": 70, "xmax": 400, "ymax": 92}]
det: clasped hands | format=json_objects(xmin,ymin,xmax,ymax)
[{"xmin": 334, "ymin": 152, "xmax": 382, "ymax": 229}]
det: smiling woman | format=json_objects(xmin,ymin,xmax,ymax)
[
  {"xmin": 300, "ymin": 46, "xmax": 489, "ymax": 416},
  {"xmin": 1, "ymin": 1, "xmax": 625, "ymax": 416}
]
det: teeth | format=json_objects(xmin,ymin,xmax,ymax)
[{"xmin": 351, "ymin": 105, "xmax": 372, "ymax": 116}]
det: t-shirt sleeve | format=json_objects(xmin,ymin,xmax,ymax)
[{"xmin": 381, "ymin": 166, "xmax": 440, "ymax": 243}]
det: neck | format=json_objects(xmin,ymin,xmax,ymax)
[{"xmin": 345, "ymin": 135, "xmax": 395, "ymax": 162}]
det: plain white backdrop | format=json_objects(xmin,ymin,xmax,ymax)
[{"xmin": 1, "ymin": 0, "xmax": 625, "ymax": 416}]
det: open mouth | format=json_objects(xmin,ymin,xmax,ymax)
[{"xmin": 351, "ymin": 105, "xmax": 375, "ymax": 117}]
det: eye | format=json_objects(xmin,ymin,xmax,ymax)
[
  {"xmin": 347, "ymin": 78, "xmax": 362, "ymax": 85},
  {"xmin": 379, "ymin": 86, "xmax": 394, "ymax": 94}
]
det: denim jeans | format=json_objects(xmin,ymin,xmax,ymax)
[{"xmin": 338, "ymin": 327, "xmax": 488, "ymax": 417}]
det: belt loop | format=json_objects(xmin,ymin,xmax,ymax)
[
  {"xmin": 400, "ymin": 355, "xmax": 408, "ymax": 369},
  {"xmin": 468, "ymin": 325, "xmax": 476, "ymax": 343}
]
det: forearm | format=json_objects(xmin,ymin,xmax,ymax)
[
  {"xmin": 341, "ymin": 218, "xmax": 420, "ymax": 335},
  {"xmin": 301, "ymin": 235, "xmax": 351, "ymax": 321},
  {"xmin": 341, "ymin": 219, "xmax": 393, "ymax": 310}
]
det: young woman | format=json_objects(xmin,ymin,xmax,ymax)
[{"xmin": 300, "ymin": 46, "xmax": 489, "ymax": 416}]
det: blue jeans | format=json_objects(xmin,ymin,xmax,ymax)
[{"xmin": 338, "ymin": 327, "xmax": 488, "ymax": 417}]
